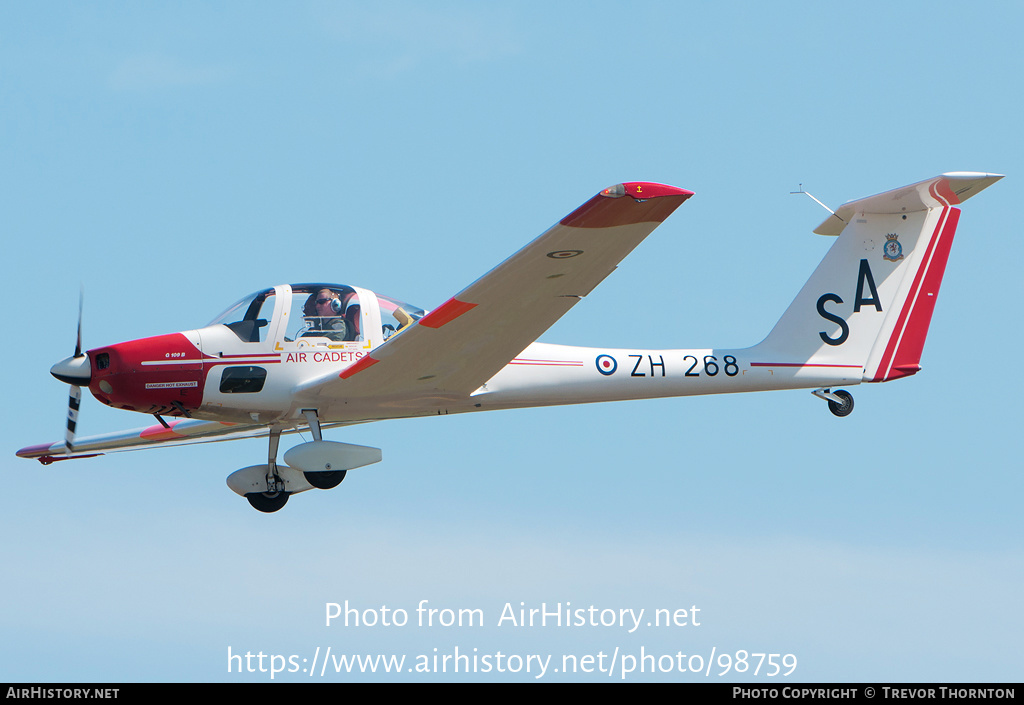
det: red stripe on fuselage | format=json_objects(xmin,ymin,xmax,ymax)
[
  {"xmin": 508, "ymin": 359, "xmax": 584, "ymax": 366},
  {"xmin": 750, "ymin": 362, "xmax": 863, "ymax": 369},
  {"xmin": 218, "ymin": 352, "xmax": 281, "ymax": 359}
]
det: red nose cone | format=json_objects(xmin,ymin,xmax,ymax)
[{"xmin": 89, "ymin": 333, "xmax": 206, "ymax": 415}]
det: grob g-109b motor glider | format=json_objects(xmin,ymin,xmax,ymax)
[{"xmin": 18, "ymin": 173, "xmax": 1002, "ymax": 512}]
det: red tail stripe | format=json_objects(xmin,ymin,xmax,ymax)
[{"xmin": 872, "ymin": 206, "xmax": 960, "ymax": 381}]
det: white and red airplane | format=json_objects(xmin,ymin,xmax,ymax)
[{"xmin": 17, "ymin": 173, "xmax": 1001, "ymax": 512}]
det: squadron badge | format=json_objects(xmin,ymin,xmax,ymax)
[{"xmin": 883, "ymin": 233, "xmax": 904, "ymax": 262}]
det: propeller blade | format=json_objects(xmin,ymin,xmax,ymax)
[
  {"xmin": 64, "ymin": 287, "xmax": 86, "ymax": 452},
  {"xmin": 74, "ymin": 286, "xmax": 84, "ymax": 358},
  {"xmin": 52, "ymin": 287, "xmax": 91, "ymax": 385},
  {"xmin": 65, "ymin": 385, "xmax": 81, "ymax": 452}
]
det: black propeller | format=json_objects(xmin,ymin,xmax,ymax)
[{"xmin": 50, "ymin": 288, "xmax": 90, "ymax": 452}]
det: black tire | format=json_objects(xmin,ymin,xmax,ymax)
[
  {"xmin": 827, "ymin": 390, "xmax": 854, "ymax": 417},
  {"xmin": 304, "ymin": 469, "xmax": 347, "ymax": 490},
  {"xmin": 246, "ymin": 491, "xmax": 290, "ymax": 513}
]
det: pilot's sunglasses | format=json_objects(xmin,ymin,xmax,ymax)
[{"xmin": 316, "ymin": 298, "xmax": 336, "ymax": 305}]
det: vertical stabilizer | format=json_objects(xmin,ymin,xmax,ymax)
[{"xmin": 750, "ymin": 173, "xmax": 1002, "ymax": 383}]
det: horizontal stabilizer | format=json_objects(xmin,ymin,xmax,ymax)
[{"xmin": 814, "ymin": 172, "xmax": 1003, "ymax": 236}]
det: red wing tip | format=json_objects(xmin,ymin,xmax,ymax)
[
  {"xmin": 563, "ymin": 182, "xmax": 694, "ymax": 228},
  {"xmin": 615, "ymin": 182, "xmax": 695, "ymax": 199},
  {"xmin": 17, "ymin": 443, "xmax": 55, "ymax": 458}
]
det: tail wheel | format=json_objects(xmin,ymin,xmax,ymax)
[
  {"xmin": 246, "ymin": 491, "xmax": 289, "ymax": 513},
  {"xmin": 827, "ymin": 390, "xmax": 854, "ymax": 417},
  {"xmin": 304, "ymin": 469, "xmax": 347, "ymax": 490}
]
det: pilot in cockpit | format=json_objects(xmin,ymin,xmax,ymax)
[{"xmin": 303, "ymin": 288, "xmax": 349, "ymax": 341}]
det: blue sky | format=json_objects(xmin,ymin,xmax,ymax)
[{"xmin": 2, "ymin": 1, "xmax": 1021, "ymax": 682}]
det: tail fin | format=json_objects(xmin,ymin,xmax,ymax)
[{"xmin": 751, "ymin": 172, "xmax": 1002, "ymax": 382}]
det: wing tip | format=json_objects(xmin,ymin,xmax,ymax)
[
  {"xmin": 561, "ymin": 182, "xmax": 694, "ymax": 228},
  {"xmin": 16, "ymin": 442, "xmax": 56, "ymax": 459},
  {"xmin": 619, "ymin": 182, "xmax": 695, "ymax": 199}
]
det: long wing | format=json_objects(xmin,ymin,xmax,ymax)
[
  {"xmin": 15, "ymin": 417, "xmax": 373, "ymax": 462},
  {"xmin": 297, "ymin": 181, "xmax": 693, "ymax": 402},
  {"xmin": 17, "ymin": 415, "xmax": 375, "ymax": 462},
  {"xmin": 16, "ymin": 418, "xmax": 271, "ymax": 462}
]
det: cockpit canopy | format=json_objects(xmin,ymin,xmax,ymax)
[{"xmin": 208, "ymin": 284, "xmax": 426, "ymax": 345}]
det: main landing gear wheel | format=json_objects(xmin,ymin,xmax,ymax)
[
  {"xmin": 827, "ymin": 390, "xmax": 854, "ymax": 418},
  {"xmin": 246, "ymin": 491, "xmax": 290, "ymax": 513},
  {"xmin": 304, "ymin": 469, "xmax": 347, "ymax": 490}
]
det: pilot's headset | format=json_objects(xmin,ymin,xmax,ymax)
[{"xmin": 304, "ymin": 291, "xmax": 344, "ymax": 316}]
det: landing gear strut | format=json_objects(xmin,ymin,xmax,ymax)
[
  {"xmin": 229, "ymin": 411, "xmax": 381, "ymax": 512},
  {"xmin": 813, "ymin": 388, "xmax": 854, "ymax": 417}
]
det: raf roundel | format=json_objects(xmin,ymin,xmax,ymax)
[
  {"xmin": 595, "ymin": 354, "xmax": 617, "ymax": 376},
  {"xmin": 547, "ymin": 250, "xmax": 583, "ymax": 259}
]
